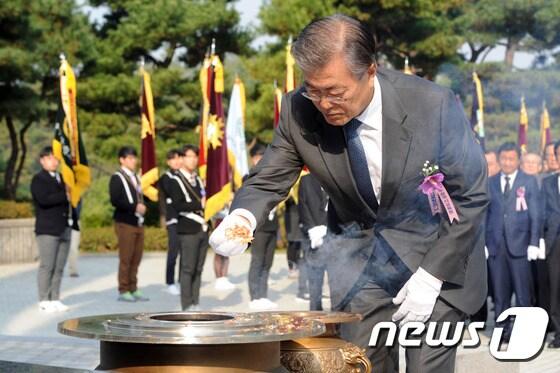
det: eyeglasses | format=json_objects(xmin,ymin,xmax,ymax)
[{"xmin": 301, "ymin": 91, "xmax": 348, "ymax": 104}]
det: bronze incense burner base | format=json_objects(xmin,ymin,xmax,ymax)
[{"xmin": 58, "ymin": 311, "xmax": 325, "ymax": 372}]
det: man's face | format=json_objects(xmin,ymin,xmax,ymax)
[
  {"xmin": 302, "ymin": 53, "xmax": 376, "ymax": 126},
  {"xmin": 485, "ymin": 152, "xmax": 500, "ymax": 177},
  {"xmin": 167, "ymin": 155, "xmax": 183, "ymax": 171},
  {"xmin": 498, "ymin": 150, "xmax": 520, "ymax": 175},
  {"xmin": 546, "ymin": 144, "xmax": 559, "ymax": 172},
  {"xmin": 521, "ymin": 154, "xmax": 542, "ymax": 175},
  {"xmin": 40, "ymin": 154, "xmax": 59, "ymax": 172},
  {"xmin": 183, "ymin": 150, "xmax": 198, "ymax": 172},
  {"xmin": 119, "ymin": 155, "xmax": 137, "ymax": 172}
]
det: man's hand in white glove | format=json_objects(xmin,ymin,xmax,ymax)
[
  {"xmin": 527, "ymin": 245, "xmax": 540, "ymax": 261},
  {"xmin": 484, "ymin": 246, "xmax": 489, "ymax": 260},
  {"xmin": 538, "ymin": 238, "xmax": 546, "ymax": 260},
  {"xmin": 392, "ymin": 267, "xmax": 442, "ymax": 327},
  {"xmin": 308, "ymin": 225, "xmax": 327, "ymax": 249},
  {"xmin": 209, "ymin": 209, "xmax": 256, "ymax": 257}
]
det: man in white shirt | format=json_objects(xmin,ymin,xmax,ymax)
[{"xmin": 209, "ymin": 14, "xmax": 488, "ymax": 373}]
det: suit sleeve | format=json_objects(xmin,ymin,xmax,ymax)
[
  {"xmin": 298, "ymin": 177, "xmax": 313, "ymax": 233},
  {"xmin": 31, "ymin": 175, "xmax": 67, "ymax": 208},
  {"xmin": 109, "ymin": 175, "xmax": 137, "ymax": 214},
  {"xmin": 231, "ymin": 93, "xmax": 304, "ymax": 225},
  {"xmin": 168, "ymin": 178, "xmax": 202, "ymax": 213},
  {"xmin": 420, "ymin": 89, "xmax": 489, "ymax": 286}
]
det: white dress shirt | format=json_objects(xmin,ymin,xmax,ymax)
[
  {"xmin": 354, "ymin": 75, "xmax": 382, "ymax": 203},
  {"xmin": 121, "ymin": 167, "xmax": 140, "ymax": 192},
  {"xmin": 500, "ymin": 169, "xmax": 518, "ymax": 193}
]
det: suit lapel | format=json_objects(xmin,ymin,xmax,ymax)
[
  {"xmin": 377, "ymin": 71, "xmax": 411, "ymax": 210},
  {"xmin": 507, "ymin": 171, "xmax": 523, "ymax": 204},
  {"xmin": 312, "ymin": 113, "xmax": 377, "ymax": 218}
]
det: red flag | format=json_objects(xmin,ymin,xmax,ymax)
[
  {"xmin": 140, "ymin": 68, "xmax": 158, "ymax": 201},
  {"xmin": 518, "ymin": 96, "xmax": 528, "ymax": 153},
  {"xmin": 202, "ymin": 54, "xmax": 231, "ymax": 221}
]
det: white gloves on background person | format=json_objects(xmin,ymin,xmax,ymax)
[
  {"xmin": 527, "ymin": 245, "xmax": 540, "ymax": 261},
  {"xmin": 392, "ymin": 267, "xmax": 443, "ymax": 327},
  {"xmin": 538, "ymin": 238, "xmax": 546, "ymax": 260},
  {"xmin": 308, "ymin": 225, "xmax": 327, "ymax": 249},
  {"xmin": 209, "ymin": 209, "xmax": 256, "ymax": 256}
]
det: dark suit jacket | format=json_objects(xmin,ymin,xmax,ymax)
[
  {"xmin": 298, "ymin": 173, "xmax": 328, "ymax": 233},
  {"xmin": 486, "ymin": 171, "xmax": 540, "ymax": 257},
  {"xmin": 167, "ymin": 171, "xmax": 205, "ymax": 234},
  {"xmin": 231, "ymin": 67, "xmax": 489, "ymax": 314},
  {"xmin": 158, "ymin": 170, "xmax": 179, "ymax": 224},
  {"xmin": 109, "ymin": 169, "xmax": 142, "ymax": 226},
  {"xmin": 31, "ymin": 170, "xmax": 69, "ymax": 236},
  {"xmin": 543, "ymin": 174, "xmax": 560, "ymax": 255}
]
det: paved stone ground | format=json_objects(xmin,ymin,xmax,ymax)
[{"xmin": 0, "ymin": 251, "xmax": 558, "ymax": 372}]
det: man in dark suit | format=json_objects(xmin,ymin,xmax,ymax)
[
  {"xmin": 209, "ymin": 14, "xmax": 488, "ymax": 373},
  {"xmin": 486, "ymin": 142, "xmax": 540, "ymax": 339},
  {"xmin": 158, "ymin": 149, "xmax": 184, "ymax": 295},
  {"xmin": 167, "ymin": 144, "xmax": 208, "ymax": 311},
  {"xmin": 109, "ymin": 146, "xmax": 149, "ymax": 302},
  {"xmin": 542, "ymin": 140, "xmax": 560, "ymax": 348},
  {"xmin": 298, "ymin": 172, "xmax": 329, "ymax": 311},
  {"xmin": 31, "ymin": 146, "xmax": 71, "ymax": 313}
]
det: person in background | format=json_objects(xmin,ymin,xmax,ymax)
[
  {"xmin": 298, "ymin": 172, "xmax": 329, "ymax": 310},
  {"xmin": 485, "ymin": 150, "xmax": 500, "ymax": 177},
  {"xmin": 31, "ymin": 146, "xmax": 71, "ymax": 313},
  {"xmin": 542, "ymin": 140, "xmax": 560, "ymax": 348},
  {"xmin": 167, "ymin": 144, "xmax": 208, "ymax": 311},
  {"xmin": 159, "ymin": 149, "xmax": 184, "ymax": 296},
  {"xmin": 486, "ymin": 142, "xmax": 540, "ymax": 342},
  {"xmin": 544, "ymin": 142, "xmax": 559, "ymax": 174},
  {"xmin": 284, "ymin": 195, "xmax": 304, "ymax": 279},
  {"xmin": 521, "ymin": 151, "xmax": 549, "ymax": 315},
  {"xmin": 67, "ymin": 200, "xmax": 82, "ymax": 277},
  {"xmin": 247, "ymin": 143, "xmax": 279, "ymax": 310},
  {"xmin": 109, "ymin": 146, "xmax": 149, "ymax": 302}
]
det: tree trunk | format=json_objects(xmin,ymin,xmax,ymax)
[
  {"xmin": 14, "ymin": 120, "xmax": 33, "ymax": 195},
  {"xmin": 505, "ymin": 37, "xmax": 519, "ymax": 67},
  {"xmin": 3, "ymin": 115, "xmax": 18, "ymax": 200}
]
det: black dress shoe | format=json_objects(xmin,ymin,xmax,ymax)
[{"xmin": 548, "ymin": 340, "xmax": 560, "ymax": 349}]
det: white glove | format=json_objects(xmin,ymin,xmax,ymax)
[
  {"xmin": 484, "ymin": 246, "xmax": 489, "ymax": 260},
  {"xmin": 392, "ymin": 267, "xmax": 442, "ymax": 327},
  {"xmin": 527, "ymin": 245, "xmax": 540, "ymax": 261},
  {"xmin": 308, "ymin": 225, "xmax": 327, "ymax": 249},
  {"xmin": 538, "ymin": 238, "xmax": 546, "ymax": 260},
  {"xmin": 209, "ymin": 209, "xmax": 256, "ymax": 256}
]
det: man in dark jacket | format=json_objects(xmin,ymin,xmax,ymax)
[
  {"xmin": 158, "ymin": 149, "xmax": 184, "ymax": 295},
  {"xmin": 298, "ymin": 172, "xmax": 329, "ymax": 310},
  {"xmin": 31, "ymin": 146, "xmax": 71, "ymax": 313},
  {"xmin": 109, "ymin": 146, "xmax": 149, "ymax": 302},
  {"xmin": 167, "ymin": 144, "xmax": 208, "ymax": 311},
  {"xmin": 247, "ymin": 143, "xmax": 279, "ymax": 310}
]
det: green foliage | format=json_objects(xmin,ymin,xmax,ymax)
[
  {"xmin": 80, "ymin": 226, "xmax": 169, "ymax": 252},
  {"xmin": 0, "ymin": 200, "xmax": 33, "ymax": 219}
]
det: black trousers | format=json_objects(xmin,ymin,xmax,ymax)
[
  {"xmin": 248, "ymin": 230, "xmax": 276, "ymax": 300},
  {"xmin": 286, "ymin": 241, "xmax": 301, "ymax": 270},
  {"xmin": 179, "ymin": 231, "xmax": 208, "ymax": 309},
  {"xmin": 301, "ymin": 240, "xmax": 324, "ymax": 310},
  {"xmin": 165, "ymin": 224, "xmax": 180, "ymax": 285},
  {"xmin": 549, "ymin": 241, "xmax": 560, "ymax": 341}
]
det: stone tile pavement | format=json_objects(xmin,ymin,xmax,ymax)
[{"xmin": 0, "ymin": 251, "xmax": 558, "ymax": 372}]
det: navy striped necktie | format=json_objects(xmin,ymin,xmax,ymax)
[{"xmin": 344, "ymin": 118, "xmax": 379, "ymax": 212}]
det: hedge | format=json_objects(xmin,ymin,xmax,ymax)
[
  {"xmin": 80, "ymin": 226, "xmax": 168, "ymax": 252},
  {"xmin": 0, "ymin": 200, "xmax": 34, "ymax": 219}
]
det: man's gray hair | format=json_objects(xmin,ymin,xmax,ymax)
[{"xmin": 291, "ymin": 14, "xmax": 376, "ymax": 79}]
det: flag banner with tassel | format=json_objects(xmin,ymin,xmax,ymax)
[
  {"xmin": 470, "ymin": 71, "xmax": 485, "ymax": 150},
  {"xmin": 198, "ymin": 55, "xmax": 212, "ymax": 180},
  {"xmin": 202, "ymin": 50, "xmax": 232, "ymax": 221},
  {"xmin": 518, "ymin": 96, "xmax": 528, "ymax": 153},
  {"xmin": 139, "ymin": 67, "xmax": 158, "ymax": 202},
  {"xmin": 274, "ymin": 82, "xmax": 282, "ymax": 128},
  {"xmin": 52, "ymin": 56, "xmax": 90, "ymax": 208},
  {"xmin": 226, "ymin": 77, "xmax": 249, "ymax": 189},
  {"xmin": 540, "ymin": 101, "xmax": 551, "ymax": 154}
]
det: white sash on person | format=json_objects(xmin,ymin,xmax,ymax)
[{"xmin": 115, "ymin": 171, "xmax": 144, "ymax": 226}]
